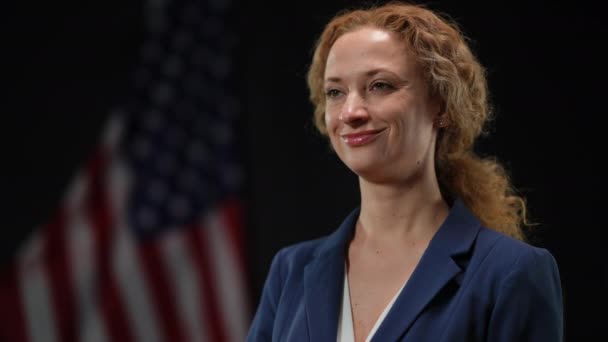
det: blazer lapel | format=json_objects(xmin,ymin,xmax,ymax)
[
  {"xmin": 371, "ymin": 199, "xmax": 481, "ymax": 341},
  {"xmin": 303, "ymin": 209, "xmax": 359, "ymax": 342}
]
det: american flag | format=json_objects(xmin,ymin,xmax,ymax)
[{"xmin": 0, "ymin": 0, "xmax": 250, "ymax": 341}]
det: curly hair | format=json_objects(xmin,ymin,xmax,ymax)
[{"xmin": 306, "ymin": 1, "xmax": 528, "ymax": 240}]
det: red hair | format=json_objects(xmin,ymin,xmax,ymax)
[{"xmin": 307, "ymin": 2, "xmax": 529, "ymax": 240}]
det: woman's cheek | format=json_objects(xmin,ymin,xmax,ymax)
[{"xmin": 324, "ymin": 109, "xmax": 337, "ymax": 133}]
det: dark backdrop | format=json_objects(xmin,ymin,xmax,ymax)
[{"xmin": 3, "ymin": 0, "xmax": 606, "ymax": 340}]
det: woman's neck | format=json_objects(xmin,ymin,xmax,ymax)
[{"xmin": 356, "ymin": 176, "xmax": 449, "ymax": 244}]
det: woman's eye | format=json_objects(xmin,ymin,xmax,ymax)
[
  {"xmin": 325, "ymin": 89, "xmax": 342, "ymax": 98},
  {"xmin": 371, "ymin": 82, "xmax": 393, "ymax": 91}
]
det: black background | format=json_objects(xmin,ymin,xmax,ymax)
[{"xmin": 3, "ymin": 0, "xmax": 606, "ymax": 340}]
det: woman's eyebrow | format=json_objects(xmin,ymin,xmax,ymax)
[
  {"xmin": 325, "ymin": 76, "xmax": 342, "ymax": 83},
  {"xmin": 365, "ymin": 68, "xmax": 394, "ymax": 77},
  {"xmin": 325, "ymin": 68, "xmax": 402, "ymax": 83}
]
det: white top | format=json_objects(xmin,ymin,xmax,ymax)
[{"xmin": 337, "ymin": 270, "xmax": 406, "ymax": 342}]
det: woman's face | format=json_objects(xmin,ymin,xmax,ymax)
[{"xmin": 324, "ymin": 27, "xmax": 441, "ymax": 184}]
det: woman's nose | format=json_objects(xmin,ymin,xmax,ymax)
[{"xmin": 339, "ymin": 92, "xmax": 369, "ymax": 125}]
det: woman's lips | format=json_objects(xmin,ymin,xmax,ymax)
[{"xmin": 341, "ymin": 129, "xmax": 386, "ymax": 146}]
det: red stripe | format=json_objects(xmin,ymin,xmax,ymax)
[
  {"xmin": 44, "ymin": 207, "xmax": 77, "ymax": 342},
  {"xmin": 0, "ymin": 266, "xmax": 29, "ymax": 342},
  {"xmin": 186, "ymin": 224, "xmax": 229, "ymax": 342},
  {"xmin": 219, "ymin": 199, "xmax": 252, "ymax": 326},
  {"xmin": 86, "ymin": 149, "xmax": 135, "ymax": 342},
  {"xmin": 219, "ymin": 199, "xmax": 247, "ymax": 275},
  {"xmin": 137, "ymin": 240, "xmax": 187, "ymax": 342}
]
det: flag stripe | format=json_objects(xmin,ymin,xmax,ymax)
[
  {"xmin": 138, "ymin": 241, "xmax": 187, "ymax": 342},
  {"xmin": 206, "ymin": 204, "xmax": 250, "ymax": 342},
  {"xmin": 159, "ymin": 230, "xmax": 210, "ymax": 342},
  {"xmin": 21, "ymin": 264, "xmax": 58, "ymax": 342},
  {"xmin": 64, "ymin": 173, "xmax": 109, "ymax": 342},
  {"xmin": 86, "ymin": 150, "xmax": 135, "ymax": 342},
  {"xmin": 220, "ymin": 199, "xmax": 248, "ymax": 274},
  {"xmin": 187, "ymin": 224, "xmax": 229, "ymax": 342},
  {"xmin": 0, "ymin": 266, "xmax": 28, "ymax": 342},
  {"xmin": 113, "ymin": 224, "xmax": 163, "ymax": 342},
  {"xmin": 67, "ymin": 209, "xmax": 108, "ymax": 342},
  {"xmin": 44, "ymin": 208, "xmax": 77, "ymax": 342},
  {"xmin": 19, "ymin": 234, "xmax": 59, "ymax": 342}
]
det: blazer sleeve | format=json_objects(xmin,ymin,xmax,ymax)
[
  {"xmin": 487, "ymin": 247, "xmax": 564, "ymax": 342},
  {"xmin": 246, "ymin": 248, "xmax": 286, "ymax": 342}
]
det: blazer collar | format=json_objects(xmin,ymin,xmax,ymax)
[
  {"xmin": 371, "ymin": 198, "xmax": 481, "ymax": 341},
  {"xmin": 303, "ymin": 208, "xmax": 358, "ymax": 342},
  {"xmin": 303, "ymin": 199, "xmax": 481, "ymax": 341}
]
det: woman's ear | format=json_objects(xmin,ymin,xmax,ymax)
[
  {"xmin": 434, "ymin": 114, "xmax": 449, "ymax": 128},
  {"xmin": 431, "ymin": 97, "xmax": 447, "ymax": 128}
]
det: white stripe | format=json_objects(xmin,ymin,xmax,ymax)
[
  {"xmin": 68, "ymin": 211, "xmax": 108, "ymax": 342},
  {"xmin": 60, "ymin": 168, "xmax": 109, "ymax": 342},
  {"xmin": 101, "ymin": 111, "xmax": 125, "ymax": 151},
  {"xmin": 203, "ymin": 210, "xmax": 250, "ymax": 342},
  {"xmin": 113, "ymin": 223, "xmax": 164, "ymax": 342},
  {"xmin": 18, "ymin": 234, "xmax": 59, "ymax": 342},
  {"xmin": 108, "ymin": 155, "xmax": 164, "ymax": 342},
  {"xmin": 80, "ymin": 311, "xmax": 107, "ymax": 342},
  {"xmin": 159, "ymin": 230, "xmax": 210, "ymax": 342},
  {"xmin": 64, "ymin": 173, "xmax": 87, "ymax": 209}
]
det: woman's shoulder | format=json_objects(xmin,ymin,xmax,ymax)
[
  {"xmin": 472, "ymin": 226, "xmax": 563, "ymax": 338},
  {"xmin": 272, "ymin": 235, "xmax": 332, "ymax": 267},
  {"xmin": 474, "ymin": 226, "xmax": 560, "ymax": 280}
]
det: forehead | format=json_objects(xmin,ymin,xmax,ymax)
[{"xmin": 325, "ymin": 27, "xmax": 416, "ymax": 78}]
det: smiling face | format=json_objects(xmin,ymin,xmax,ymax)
[{"xmin": 324, "ymin": 27, "xmax": 442, "ymax": 184}]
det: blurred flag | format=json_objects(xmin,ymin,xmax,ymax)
[{"xmin": 0, "ymin": 0, "xmax": 250, "ymax": 341}]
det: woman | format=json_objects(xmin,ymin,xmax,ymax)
[{"xmin": 247, "ymin": 2, "xmax": 563, "ymax": 341}]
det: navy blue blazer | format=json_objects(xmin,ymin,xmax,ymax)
[{"xmin": 247, "ymin": 200, "xmax": 564, "ymax": 341}]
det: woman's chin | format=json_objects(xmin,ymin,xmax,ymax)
[{"xmin": 345, "ymin": 162, "xmax": 390, "ymax": 183}]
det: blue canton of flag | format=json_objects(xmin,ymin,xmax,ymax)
[{"xmin": 125, "ymin": 0, "xmax": 243, "ymax": 240}]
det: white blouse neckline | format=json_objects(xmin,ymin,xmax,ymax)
[{"xmin": 337, "ymin": 268, "xmax": 406, "ymax": 342}]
